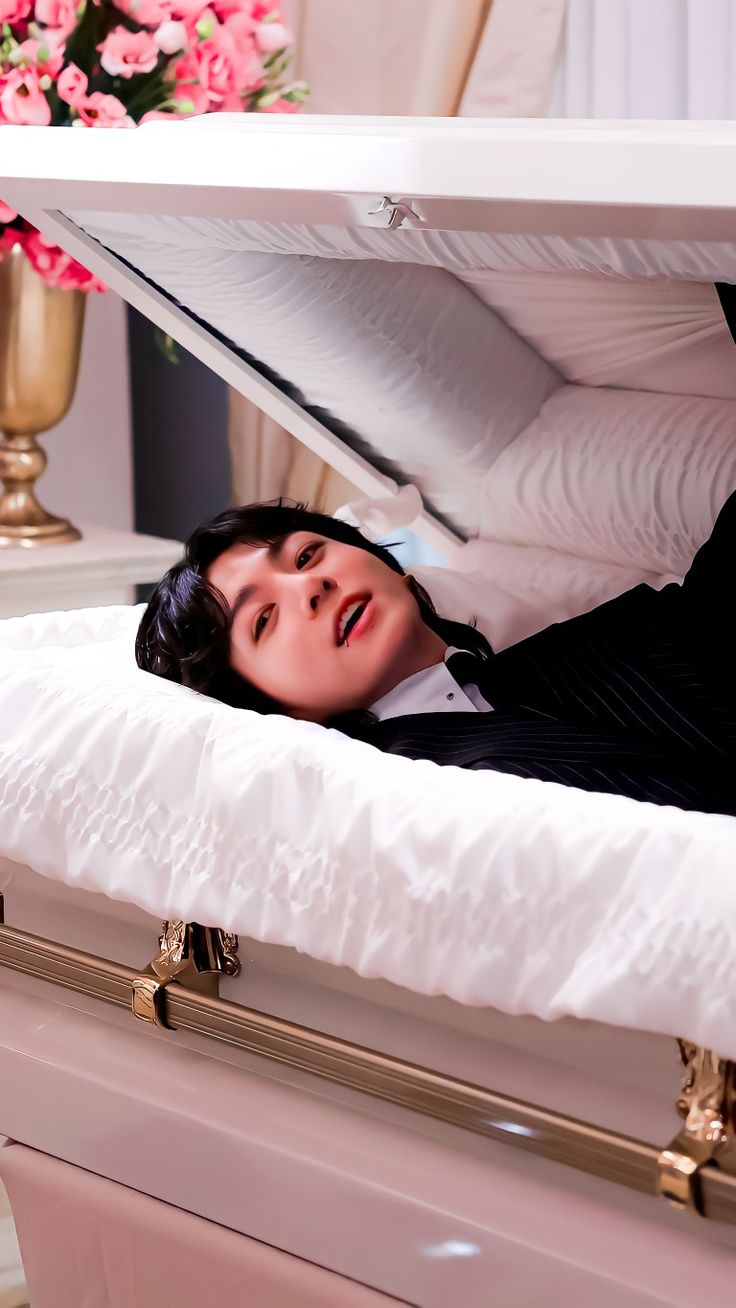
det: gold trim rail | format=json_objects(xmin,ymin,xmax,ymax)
[{"xmin": 1, "ymin": 907, "xmax": 735, "ymax": 1224}]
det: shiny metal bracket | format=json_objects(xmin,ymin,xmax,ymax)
[
  {"xmin": 368, "ymin": 196, "xmax": 422, "ymax": 230},
  {"xmin": 131, "ymin": 920, "xmax": 240, "ymax": 1030},
  {"xmin": 658, "ymin": 1039, "xmax": 736, "ymax": 1214}
]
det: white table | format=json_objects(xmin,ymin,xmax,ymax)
[{"xmin": 0, "ymin": 526, "xmax": 182, "ymax": 620}]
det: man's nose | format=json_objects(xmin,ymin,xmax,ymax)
[{"xmin": 298, "ymin": 575, "xmax": 335, "ymax": 616}]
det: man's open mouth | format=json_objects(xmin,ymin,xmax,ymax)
[{"xmin": 336, "ymin": 597, "xmax": 370, "ymax": 646}]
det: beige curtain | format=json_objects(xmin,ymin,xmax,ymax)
[
  {"xmin": 460, "ymin": 0, "xmax": 568, "ymax": 117},
  {"xmin": 228, "ymin": 0, "xmax": 568, "ymax": 511}
]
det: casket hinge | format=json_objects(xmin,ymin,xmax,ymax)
[
  {"xmin": 131, "ymin": 920, "xmax": 241, "ymax": 1030},
  {"xmin": 657, "ymin": 1040, "xmax": 736, "ymax": 1215},
  {"xmin": 368, "ymin": 196, "xmax": 423, "ymax": 230}
]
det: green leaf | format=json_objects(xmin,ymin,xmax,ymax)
[{"xmin": 155, "ymin": 328, "xmax": 180, "ymax": 365}]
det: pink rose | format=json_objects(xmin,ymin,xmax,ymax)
[
  {"xmin": 192, "ymin": 36, "xmax": 239, "ymax": 103},
  {"xmin": 0, "ymin": 0, "xmax": 32, "ymax": 22},
  {"xmin": 98, "ymin": 27, "xmax": 160, "ymax": 78},
  {"xmin": 171, "ymin": 52, "xmax": 211, "ymax": 113},
  {"xmin": 193, "ymin": 19, "xmax": 262, "ymax": 104},
  {"xmin": 21, "ymin": 229, "xmax": 105, "ymax": 292},
  {"xmin": 224, "ymin": 12, "xmax": 264, "ymax": 81},
  {"xmin": 210, "ymin": 0, "xmax": 254, "ymax": 19},
  {"xmin": 0, "ymin": 68, "xmax": 52, "ymax": 125},
  {"xmin": 254, "ymin": 20, "xmax": 290, "ymax": 53},
  {"xmin": 76, "ymin": 91, "xmax": 134, "ymax": 127},
  {"xmin": 153, "ymin": 18, "xmax": 187, "ymax": 53},
  {"xmin": 34, "ymin": 0, "xmax": 78, "ymax": 37},
  {"xmin": 15, "ymin": 35, "xmax": 66, "ymax": 78},
  {"xmin": 57, "ymin": 63, "xmax": 89, "ymax": 106},
  {"xmin": 215, "ymin": 91, "xmax": 245, "ymax": 111},
  {"xmin": 0, "ymin": 200, "xmax": 18, "ymax": 224},
  {"xmin": 169, "ymin": 0, "xmax": 211, "ymax": 22}
]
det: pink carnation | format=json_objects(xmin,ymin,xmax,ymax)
[
  {"xmin": 57, "ymin": 63, "xmax": 88, "ymax": 106},
  {"xmin": 34, "ymin": 0, "xmax": 78, "ymax": 37},
  {"xmin": 99, "ymin": 27, "xmax": 160, "ymax": 78},
  {"xmin": 0, "ymin": 200, "xmax": 18, "ymax": 224},
  {"xmin": 0, "ymin": 68, "xmax": 51, "ymax": 125},
  {"xmin": 0, "ymin": 0, "xmax": 32, "ymax": 22},
  {"xmin": 75, "ymin": 91, "xmax": 134, "ymax": 127}
]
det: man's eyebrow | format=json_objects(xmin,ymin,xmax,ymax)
[{"xmin": 227, "ymin": 538, "xmax": 287, "ymax": 627}]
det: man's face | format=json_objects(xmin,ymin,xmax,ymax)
[{"xmin": 208, "ymin": 531, "xmax": 438, "ymax": 721}]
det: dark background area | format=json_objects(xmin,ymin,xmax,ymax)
[{"xmin": 127, "ymin": 306, "xmax": 232, "ymax": 544}]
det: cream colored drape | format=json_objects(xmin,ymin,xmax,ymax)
[
  {"xmin": 228, "ymin": 0, "xmax": 568, "ymax": 511},
  {"xmin": 548, "ymin": 0, "xmax": 736, "ymax": 118}
]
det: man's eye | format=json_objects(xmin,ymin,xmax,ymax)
[
  {"xmin": 254, "ymin": 607, "xmax": 273, "ymax": 641},
  {"xmin": 296, "ymin": 542, "xmax": 320, "ymax": 569}
]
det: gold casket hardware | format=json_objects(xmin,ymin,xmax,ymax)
[
  {"xmin": 657, "ymin": 1040, "xmax": 736, "ymax": 1214},
  {"xmin": 131, "ymin": 919, "xmax": 241, "ymax": 1030},
  {"xmin": 3, "ymin": 892, "xmax": 736, "ymax": 1223}
]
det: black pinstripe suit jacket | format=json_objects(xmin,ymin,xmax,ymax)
[{"xmin": 356, "ymin": 492, "xmax": 736, "ymax": 816}]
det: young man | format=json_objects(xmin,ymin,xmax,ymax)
[{"xmin": 136, "ymin": 491, "xmax": 736, "ymax": 816}]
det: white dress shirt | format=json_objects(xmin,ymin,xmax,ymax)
[{"xmin": 370, "ymin": 647, "xmax": 492, "ymax": 722}]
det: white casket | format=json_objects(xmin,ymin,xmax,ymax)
[{"xmin": 1, "ymin": 116, "xmax": 736, "ymax": 1307}]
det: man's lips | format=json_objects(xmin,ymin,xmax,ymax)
[
  {"xmin": 335, "ymin": 595, "xmax": 373, "ymax": 646},
  {"xmin": 345, "ymin": 598, "xmax": 373, "ymax": 644}
]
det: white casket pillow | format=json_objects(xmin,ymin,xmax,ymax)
[{"xmin": 482, "ymin": 384, "xmax": 736, "ymax": 573}]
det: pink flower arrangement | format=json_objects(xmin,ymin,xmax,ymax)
[{"xmin": 0, "ymin": 0, "xmax": 306, "ymax": 291}]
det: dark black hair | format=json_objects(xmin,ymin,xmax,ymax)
[{"xmin": 135, "ymin": 499, "xmax": 491, "ymax": 727}]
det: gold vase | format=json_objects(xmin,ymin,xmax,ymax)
[{"xmin": 0, "ymin": 243, "xmax": 86, "ymax": 547}]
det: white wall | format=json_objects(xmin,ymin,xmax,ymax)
[{"xmin": 38, "ymin": 290, "xmax": 133, "ymax": 532}]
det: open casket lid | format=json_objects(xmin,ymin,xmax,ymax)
[{"xmin": 2, "ymin": 115, "xmax": 736, "ymax": 553}]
